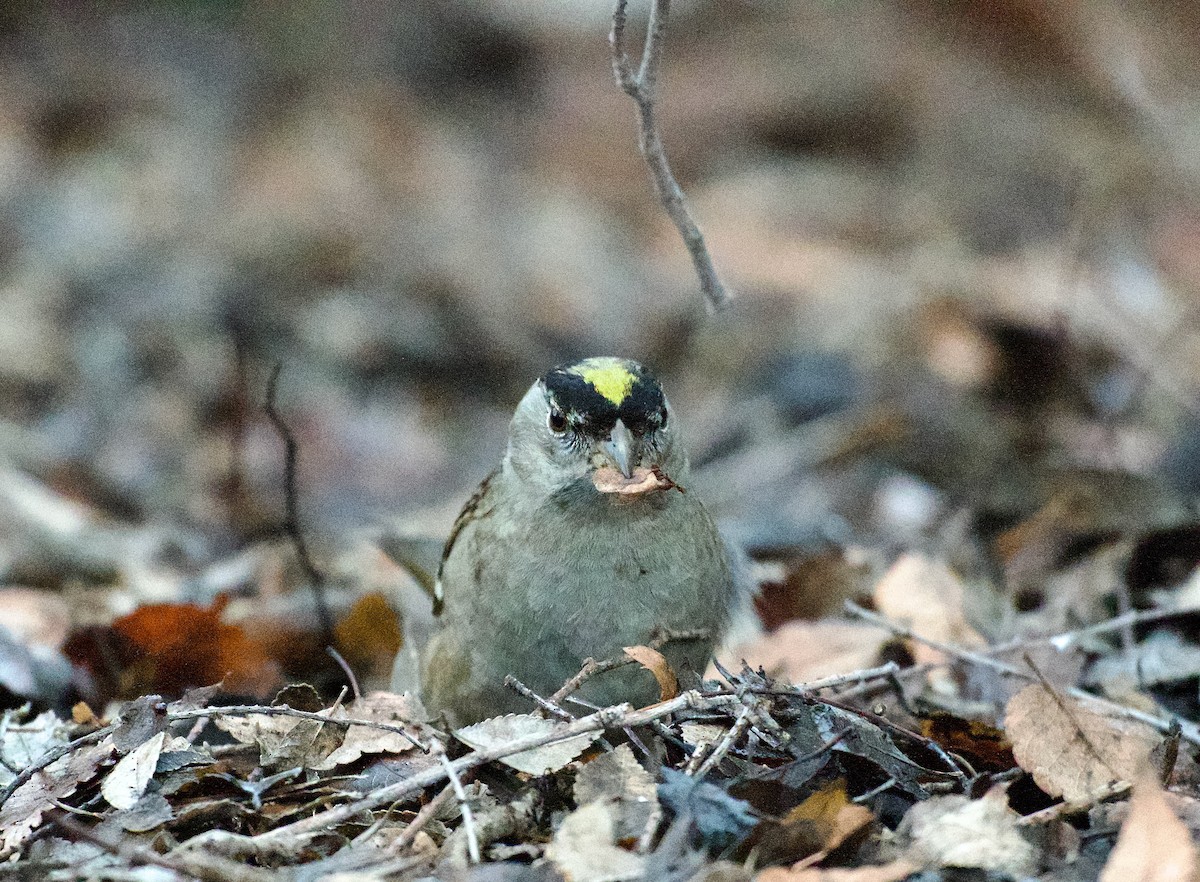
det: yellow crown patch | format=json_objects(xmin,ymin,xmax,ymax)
[{"xmin": 570, "ymin": 358, "xmax": 636, "ymax": 406}]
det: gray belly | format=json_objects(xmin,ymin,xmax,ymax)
[{"xmin": 436, "ymin": 485, "xmax": 734, "ymax": 716}]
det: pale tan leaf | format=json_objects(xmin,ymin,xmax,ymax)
[
  {"xmin": 1100, "ymin": 773, "xmax": 1199, "ymax": 882},
  {"xmin": 575, "ymin": 744, "xmax": 657, "ymax": 840},
  {"xmin": 545, "ymin": 800, "xmax": 644, "ymax": 882},
  {"xmin": 455, "ymin": 713, "xmax": 601, "ymax": 776},
  {"xmin": 213, "ymin": 707, "xmax": 344, "ymax": 770},
  {"xmin": 729, "ymin": 619, "xmax": 885, "ymax": 685},
  {"xmin": 900, "ymin": 790, "xmax": 1035, "ymax": 876},
  {"xmin": 101, "ymin": 731, "xmax": 165, "ymax": 810},
  {"xmin": 0, "ymin": 737, "xmax": 112, "ymax": 856},
  {"xmin": 623, "ymin": 645, "xmax": 678, "ymax": 701},
  {"xmin": 873, "ymin": 554, "xmax": 985, "ymax": 694},
  {"xmin": 754, "ymin": 860, "xmax": 917, "ymax": 882},
  {"xmin": 1006, "ymin": 684, "xmax": 1159, "ymax": 803}
]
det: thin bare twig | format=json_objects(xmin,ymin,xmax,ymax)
[
  {"xmin": 388, "ymin": 782, "xmax": 456, "ymax": 853},
  {"xmin": 437, "ymin": 746, "xmax": 479, "ymax": 864},
  {"xmin": 505, "ymin": 675, "xmax": 575, "ymax": 722},
  {"xmin": 264, "ymin": 363, "xmax": 334, "ymax": 640},
  {"xmin": 610, "ymin": 0, "xmax": 732, "ymax": 313},
  {"xmin": 691, "ymin": 704, "xmax": 753, "ymax": 779},
  {"xmin": 248, "ymin": 692, "xmax": 737, "ymax": 850},
  {"xmin": 845, "ymin": 599, "xmax": 1200, "ymax": 746},
  {"xmin": 549, "ymin": 627, "xmax": 709, "ymax": 705},
  {"xmin": 170, "ymin": 703, "xmax": 428, "ymax": 751},
  {"xmin": 327, "ymin": 646, "xmax": 362, "ymax": 701}
]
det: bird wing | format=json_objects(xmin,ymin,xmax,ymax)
[{"xmin": 432, "ymin": 468, "xmax": 499, "ymax": 615}]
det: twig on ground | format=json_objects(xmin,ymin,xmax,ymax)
[
  {"xmin": 549, "ymin": 628, "xmax": 708, "ymax": 705},
  {"xmin": 264, "ymin": 363, "xmax": 334, "ymax": 640},
  {"xmin": 327, "ymin": 646, "xmax": 362, "ymax": 701},
  {"xmin": 844, "ymin": 599, "xmax": 1200, "ymax": 746},
  {"xmin": 691, "ymin": 703, "xmax": 753, "ymax": 779},
  {"xmin": 169, "ymin": 703, "xmax": 428, "ymax": 751},
  {"xmin": 437, "ymin": 746, "xmax": 479, "ymax": 864},
  {"xmin": 247, "ymin": 692, "xmax": 737, "ymax": 850},
  {"xmin": 610, "ymin": 0, "xmax": 732, "ymax": 313},
  {"xmin": 505, "ymin": 675, "xmax": 575, "ymax": 722},
  {"xmin": 845, "ymin": 600, "xmax": 1029, "ymax": 678},
  {"xmin": 853, "ymin": 777, "xmax": 899, "ymax": 804},
  {"xmin": 387, "ymin": 782, "xmax": 456, "ymax": 853},
  {"xmin": 1044, "ymin": 603, "xmax": 1200, "ymax": 651}
]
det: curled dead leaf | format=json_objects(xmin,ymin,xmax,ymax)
[{"xmin": 623, "ymin": 645, "xmax": 679, "ymax": 702}]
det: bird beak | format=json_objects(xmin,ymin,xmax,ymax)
[{"xmin": 602, "ymin": 419, "xmax": 636, "ymax": 478}]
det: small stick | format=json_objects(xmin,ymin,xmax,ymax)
[
  {"xmin": 264, "ymin": 363, "xmax": 334, "ymax": 640},
  {"xmin": 692, "ymin": 703, "xmax": 753, "ymax": 779},
  {"xmin": 437, "ymin": 746, "xmax": 479, "ymax": 864},
  {"xmin": 388, "ymin": 783, "xmax": 456, "ymax": 853},
  {"xmin": 505, "ymin": 675, "xmax": 574, "ymax": 722},
  {"xmin": 549, "ymin": 628, "xmax": 708, "ymax": 705},
  {"xmin": 327, "ymin": 646, "xmax": 362, "ymax": 701},
  {"xmin": 610, "ymin": 0, "xmax": 732, "ymax": 313},
  {"xmin": 165, "ymin": 703, "xmax": 427, "ymax": 750},
  {"xmin": 845, "ymin": 600, "xmax": 1028, "ymax": 678},
  {"xmin": 853, "ymin": 777, "xmax": 898, "ymax": 804}
]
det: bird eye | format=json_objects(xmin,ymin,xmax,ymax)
[{"xmin": 548, "ymin": 407, "xmax": 568, "ymax": 433}]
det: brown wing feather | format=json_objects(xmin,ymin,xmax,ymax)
[{"xmin": 433, "ymin": 469, "xmax": 498, "ymax": 616}]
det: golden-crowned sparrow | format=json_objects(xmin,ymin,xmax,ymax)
[{"xmin": 397, "ymin": 356, "xmax": 741, "ymax": 725}]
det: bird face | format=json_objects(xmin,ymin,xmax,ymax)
[{"xmin": 506, "ymin": 357, "xmax": 682, "ymax": 497}]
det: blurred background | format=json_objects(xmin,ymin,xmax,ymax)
[{"xmin": 5, "ymin": 0, "xmax": 1200, "ymax": 702}]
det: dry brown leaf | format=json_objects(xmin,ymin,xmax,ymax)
[
  {"xmin": 1006, "ymin": 683, "xmax": 1159, "ymax": 803},
  {"xmin": 0, "ymin": 736, "xmax": 113, "ymax": 856},
  {"xmin": 899, "ymin": 789, "xmax": 1035, "ymax": 876},
  {"xmin": 872, "ymin": 554, "xmax": 985, "ymax": 693},
  {"xmin": 64, "ymin": 596, "xmax": 282, "ymax": 701},
  {"xmin": 755, "ymin": 860, "xmax": 917, "ymax": 882},
  {"xmin": 71, "ymin": 702, "xmax": 101, "ymax": 726},
  {"xmin": 784, "ymin": 780, "xmax": 874, "ymax": 865},
  {"xmin": 623, "ymin": 645, "xmax": 678, "ymax": 702},
  {"xmin": 574, "ymin": 743, "xmax": 657, "ymax": 840},
  {"xmin": 309, "ymin": 691, "xmax": 423, "ymax": 770},
  {"xmin": 1099, "ymin": 772, "xmax": 1199, "ymax": 882},
  {"xmin": 213, "ymin": 704, "xmax": 345, "ymax": 770},
  {"xmin": 727, "ymin": 619, "xmax": 884, "ymax": 685}
]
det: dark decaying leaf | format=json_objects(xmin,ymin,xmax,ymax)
[
  {"xmin": 811, "ymin": 704, "xmax": 947, "ymax": 799},
  {"xmin": 112, "ymin": 694, "xmax": 169, "ymax": 752},
  {"xmin": 658, "ymin": 767, "xmax": 758, "ymax": 850}
]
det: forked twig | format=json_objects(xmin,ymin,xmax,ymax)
[{"xmin": 611, "ymin": 0, "xmax": 732, "ymax": 313}]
